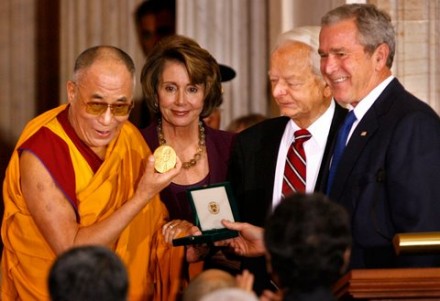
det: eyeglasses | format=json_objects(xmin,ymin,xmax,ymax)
[{"xmin": 83, "ymin": 101, "xmax": 134, "ymax": 116}]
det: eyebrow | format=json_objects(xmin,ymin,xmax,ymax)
[
  {"xmin": 268, "ymin": 73, "xmax": 303, "ymax": 81},
  {"xmin": 319, "ymin": 47, "xmax": 348, "ymax": 54},
  {"xmin": 90, "ymin": 93, "xmax": 129, "ymax": 103}
]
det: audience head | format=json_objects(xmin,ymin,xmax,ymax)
[
  {"xmin": 199, "ymin": 288, "xmax": 259, "ymax": 301},
  {"xmin": 264, "ymin": 193, "xmax": 351, "ymax": 294},
  {"xmin": 140, "ymin": 35, "xmax": 222, "ymax": 120},
  {"xmin": 48, "ymin": 245, "xmax": 128, "ymax": 301},
  {"xmin": 134, "ymin": 0, "xmax": 176, "ymax": 56},
  {"xmin": 183, "ymin": 269, "xmax": 236, "ymax": 301},
  {"xmin": 67, "ymin": 46, "xmax": 135, "ymax": 151}
]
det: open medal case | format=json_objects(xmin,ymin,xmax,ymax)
[{"xmin": 172, "ymin": 182, "xmax": 239, "ymax": 246}]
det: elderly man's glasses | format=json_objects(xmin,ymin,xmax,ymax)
[{"xmin": 83, "ymin": 102, "xmax": 134, "ymax": 116}]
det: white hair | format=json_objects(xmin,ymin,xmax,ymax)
[{"xmin": 273, "ymin": 26, "xmax": 321, "ymax": 77}]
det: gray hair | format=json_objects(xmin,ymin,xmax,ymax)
[
  {"xmin": 73, "ymin": 45, "xmax": 136, "ymax": 83},
  {"xmin": 321, "ymin": 4, "xmax": 395, "ymax": 68},
  {"xmin": 273, "ymin": 26, "xmax": 321, "ymax": 77}
]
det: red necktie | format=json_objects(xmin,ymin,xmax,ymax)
[{"xmin": 282, "ymin": 129, "xmax": 312, "ymax": 198}]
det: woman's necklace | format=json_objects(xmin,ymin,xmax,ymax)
[{"xmin": 157, "ymin": 119, "xmax": 206, "ymax": 169}]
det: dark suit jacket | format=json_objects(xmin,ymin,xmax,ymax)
[
  {"xmin": 319, "ymin": 79, "xmax": 440, "ymax": 269},
  {"xmin": 228, "ymin": 102, "xmax": 347, "ymax": 294}
]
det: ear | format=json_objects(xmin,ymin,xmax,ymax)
[
  {"xmin": 66, "ymin": 81, "xmax": 76, "ymax": 104},
  {"xmin": 373, "ymin": 43, "xmax": 390, "ymax": 70},
  {"xmin": 323, "ymin": 82, "xmax": 332, "ymax": 99}
]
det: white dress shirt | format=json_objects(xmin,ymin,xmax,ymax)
[
  {"xmin": 347, "ymin": 75, "xmax": 395, "ymax": 141},
  {"xmin": 272, "ymin": 100, "xmax": 336, "ymax": 209}
]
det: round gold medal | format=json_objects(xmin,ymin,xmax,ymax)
[{"xmin": 153, "ymin": 145, "xmax": 177, "ymax": 173}]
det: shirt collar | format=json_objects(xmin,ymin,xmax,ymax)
[
  {"xmin": 350, "ymin": 75, "xmax": 394, "ymax": 120},
  {"xmin": 287, "ymin": 99, "xmax": 335, "ymax": 149}
]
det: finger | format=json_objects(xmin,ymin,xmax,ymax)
[
  {"xmin": 221, "ymin": 219, "xmax": 244, "ymax": 231},
  {"xmin": 146, "ymin": 155, "xmax": 156, "ymax": 173},
  {"xmin": 188, "ymin": 225, "xmax": 201, "ymax": 236},
  {"xmin": 162, "ymin": 222, "xmax": 174, "ymax": 235}
]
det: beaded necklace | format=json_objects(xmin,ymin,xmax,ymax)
[{"xmin": 157, "ymin": 119, "xmax": 206, "ymax": 169}]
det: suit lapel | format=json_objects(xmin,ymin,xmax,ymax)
[
  {"xmin": 254, "ymin": 117, "xmax": 289, "ymax": 216},
  {"xmin": 330, "ymin": 79, "xmax": 400, "ymax": 205},
  {"xmin": 316, "ymin": 102, "xmax": 348, "ymax": 192}
]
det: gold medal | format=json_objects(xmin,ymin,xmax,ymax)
[{"xmin": 153, "ymin": 145, "xmax": 177, "ymax": 173}]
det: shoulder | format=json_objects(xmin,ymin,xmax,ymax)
[
  {"xmin": 377, "ymin": 79, "xmax": 439, "ymax": 122},
  {"xmin": 20, "ymin": 126, "xmax": 69, "ymax": 157},
  {"xmin": 205, "ymin": 126, "xmax": 236, "ymax": 152},
  {"xmin": 205, "ymin": 126, "xmax": 235, "ymax": 142},
  {"xmin": 237, "ymin": 116, "xmax": 289, "ymax": 140},
  {"xmin": 139, "ymin": 122, "xmax": 159, "ymax": 151}
]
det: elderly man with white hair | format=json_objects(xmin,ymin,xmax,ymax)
[{"xmin": 227, "ymin": 26, "xmax": 348, "ymax": 296}]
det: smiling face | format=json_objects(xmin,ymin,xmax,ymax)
[
  {"xmin": 67, "ymin": 60, "xmax": 133, "ymax": 157},
  {"xmin": 269, "ymin": 41, "xmax": 331, "ymax": 128},
  {"xmin": 319, "ymin": 18, "xmax": 390, "ymax": 106},
  {"xmin": 157, "ymin": 60, "xmax": 205, "ymax": 129}
]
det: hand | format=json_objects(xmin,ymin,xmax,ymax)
[
  {"xmin": 134, "ymin": 155, "xmax": 182, "ymax": 206},
  {"xmin": 182, "ymin": 226, "xmax": 210, "ymax": 263},
  {"xmin": 162, "ymin": 219, "xmax": 196, "ymax": 244},
  {"xmin": 220, "ymin": 219, "xmax": 265, "ymax": 257},
  {"xmin": 186, "ymin": 243, "xmax": 210, "ymax": 263}
]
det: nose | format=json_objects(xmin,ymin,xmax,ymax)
[
  {"xmin": 272, "ymin": 81, "xmax": 287, "ymax": 98},
  {"xmin": 174, "ymin": 89, "xmax": 186, "ymax": 105},
  {"xmin": 99, "ymin": 107, "xmax": 114, "ymax": 125},
  {"xmin": 321, "ymin": 54, "xmax": 338, "ymax": 76}
]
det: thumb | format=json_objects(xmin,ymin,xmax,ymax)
[
  {"xmin": 146, "ymin": 155, "xmax": 156, "ymax": 173},
  {"xmin": 222, "ymin": 219, "xmax": 242, "ymax": 231}
]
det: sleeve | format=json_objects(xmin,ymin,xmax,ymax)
[
  {"xmin": 388, "ymin": 111, "xmax": 440, "ymax": 266},
  {"xmin": 150, "ymin": 201, "xmax": 187, "ymax": 301}
]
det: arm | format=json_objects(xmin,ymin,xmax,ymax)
[{"xmin": 21, "ymin": 151, "xmax": 181, "ymax": 255}]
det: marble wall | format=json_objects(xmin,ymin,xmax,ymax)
[{"xmin": 384, "ymin": 0, "xmax": 439, "ymax": 113}]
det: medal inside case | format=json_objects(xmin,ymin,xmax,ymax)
[{"xmin": 172, "ymin": 182, "xmax": 239, "ymax": 246}]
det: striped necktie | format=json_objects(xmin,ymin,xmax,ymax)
[{"xmin": 282, "ymin": 129, "xmax": 312, "ymax": 198}]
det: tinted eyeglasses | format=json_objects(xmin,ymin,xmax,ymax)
[{"xmin": 83, "ymin": 101, "xmax": 134, "ymax": 116}]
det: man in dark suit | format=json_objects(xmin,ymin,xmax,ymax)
[
  {"xmin": 228, "ymin": 26, "xmax": 347, "ymax": 296},
  {"xmin": 318, "ymin": 4, "xmax": 440, "ymax": 269}
]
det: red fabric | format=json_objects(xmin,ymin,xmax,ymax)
[{"xmin": 282, "ymin": 129, "xmax": 311, "ymax": 197}]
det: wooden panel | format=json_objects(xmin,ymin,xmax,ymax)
[{"xmin": 334, "ymin": 268, "xmax": 440, "ymax": 300}]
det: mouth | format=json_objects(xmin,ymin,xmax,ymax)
[
  {"xmin": 331, "ymin": 76, "xmax": 349, "ymax": 84},
  {"xmin": 172, "ymin": 110, "xmax": 189, "ymax": 117},
  {"xmin": 96, "ymin": 129, "xmax": 111, "ymax": 137}
]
